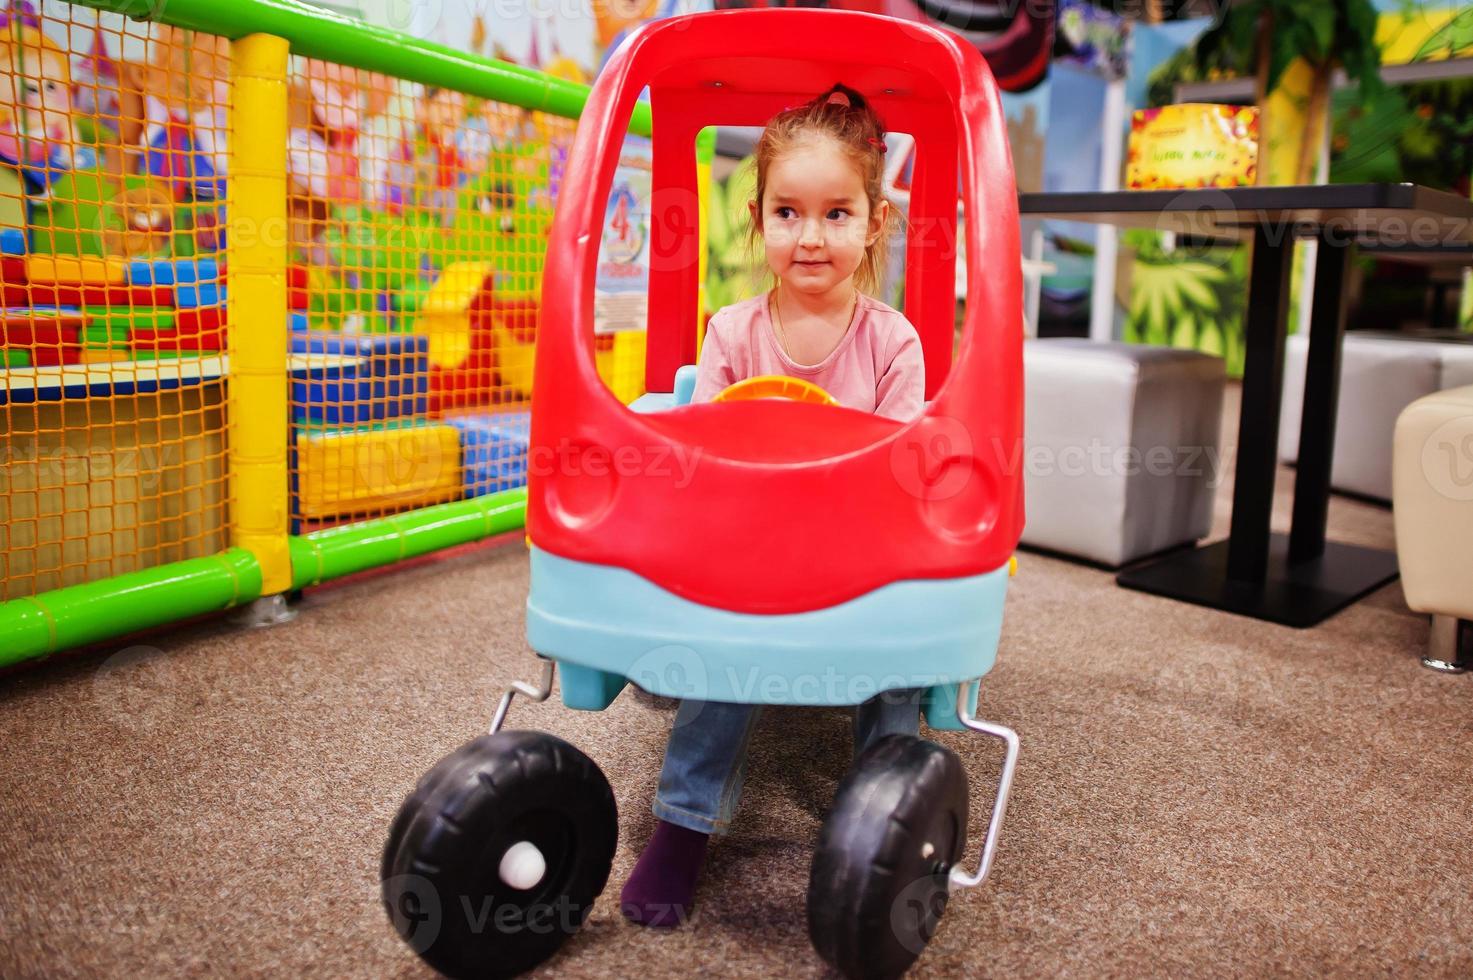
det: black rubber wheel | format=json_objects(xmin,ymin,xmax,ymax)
[
  {"xmin": 381, "ymin": 730, "xmax": 618, "ymax": 979},
  {"xmin": 807, "ymin": 734, "xmax": 969, "ymax": 980},
  {"xmin": 381, "ymin": 744, "xmax": 464, "ymax": 887}
]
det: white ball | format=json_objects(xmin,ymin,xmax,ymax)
[{"xmin": 498, "ymin": 841, "xmax": 547, "ymax": 890}]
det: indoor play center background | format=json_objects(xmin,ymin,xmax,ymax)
[{"xmin": 2, "ymin": 0, "xmax": 1471, "ymax": 663}]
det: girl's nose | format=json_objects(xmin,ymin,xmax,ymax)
[{"xmin": 798, "ymin": 218, "xmax": 823, "ymax": 248}]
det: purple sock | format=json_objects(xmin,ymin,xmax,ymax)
[{"xmin": 619, "ymin": 820, "xmax": 710, "ymax": 928}]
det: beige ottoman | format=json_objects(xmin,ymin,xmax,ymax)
[{"xmin": 1392, "ymin": 385, "xmax": 1473, "ymax": 672}]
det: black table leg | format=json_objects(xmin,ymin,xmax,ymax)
[
  {"xmin": 1117, "ymin": 229, "xmax": 1399, "ymax": 628},
  {"xmin": 1283, "ymin": 235, "xmax": 1398, "ymax": 604},
  {"xmin": 1431, "ymin": 281, "xmax": 1450, "ymax": 331},
  {"xmin": 1288, "ymin": 236, "xmax": 1349, "ymax": 563},
  {"xmin": 1225, "ymin": 227, "xmax": 1295, "ymax": 582}
]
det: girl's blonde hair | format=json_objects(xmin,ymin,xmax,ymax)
[{"xmin": 748, "ymin": 83, "xmax": 899, "ymax": 296}]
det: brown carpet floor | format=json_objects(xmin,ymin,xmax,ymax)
[{"xmin": 3, "ymin": 382, "xmax": 1471, "ymax": 978}]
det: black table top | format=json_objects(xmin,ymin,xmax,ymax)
[{"xmin": 1018, "ymin": 183, "xmax": 1473, "ymax": 247}]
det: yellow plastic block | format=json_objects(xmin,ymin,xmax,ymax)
[
  {"xmin": 493, "ymin": 326, "xmax": 537, "ymax": 400},
  {"xmin": 423, "ymin": 261, "xmax": 496, "ymax": 313},
  {"xmin": 420, "ymin": 311, "xmax": 473, "ymax": 370},
  {"xmin": 595, "ymin": 329, "xmax": 648, "ymax": 404},
  {"xmin": 25, "ymin": 255, "xmax": 128, "ymax": 285},
  {"xmin": 296, "ymin": 423, "xmax": 462, "ymax": 520},
  {"xmin": 419, "ymin": 262, "xmax": 495, "ymax": 369},
  {"xmin": 1, "ymin": 385, "xmax": 228, "ymax": 601}
]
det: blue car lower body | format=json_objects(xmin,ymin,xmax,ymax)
[{"xmin": 525, "ymin": 546, "xmax": 1009, "ymax": 730}]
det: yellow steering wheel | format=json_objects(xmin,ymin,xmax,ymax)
[{"xmin": 712, "ymin": 375, "xmax": 838, "ymax": 406}]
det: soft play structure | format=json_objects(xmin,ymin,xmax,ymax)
[{"xmin": 0, "ymin": 0, "xmax": 708, "ymax": 662}]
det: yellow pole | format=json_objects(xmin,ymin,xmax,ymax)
[
  {"xmin": 228, "ymin": 33, "xmax": 292, "ymax": 595},
  {"xmin": 697, "ymin": 154, "xmax": 711, "ymax": 350}
]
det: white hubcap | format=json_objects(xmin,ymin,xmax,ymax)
[{"xmin": 498, "ymin": 840, "xmax": 548, "ymax": 890}]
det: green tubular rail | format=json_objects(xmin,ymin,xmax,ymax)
[
  {"xmin": 0, "ymin": 549, "xmax": 263, "ymax": 666},
  {"xmin": 0, "ymin": 490, "xmax": 527, "ymax": 664},
  {"xmin": 289, "ymin": 489, "xmax": 528, "ymax": 589}
]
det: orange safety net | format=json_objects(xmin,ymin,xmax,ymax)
[
  {"xmin": 1, "ymin": 10, "xmax": 231, "ymax": 600},
  {"xmin": 282, "ymin": 61, "xmax": 647, "ymax": 531}
]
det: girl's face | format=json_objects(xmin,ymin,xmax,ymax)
[{"xmin": 752, "ymin": 137, "xmax": 887, "ymax": 301}]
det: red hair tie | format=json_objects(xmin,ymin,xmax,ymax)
[{"xmin": 868, "ymin": 137, "xmax": 887, "ymax": 153}]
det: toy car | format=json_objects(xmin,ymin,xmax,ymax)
[{"xmin": 381, "ymin": 9, "xmax": 1025, "ymax": 978}]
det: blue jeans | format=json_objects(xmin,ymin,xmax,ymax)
[{"xmin": 652, "ymin": 689, "xmax": 924, "ymax": 835}]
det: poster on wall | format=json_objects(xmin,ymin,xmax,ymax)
[{"xmin": 594, "ymin": 134, "xmax": 652, "ymax": 334}]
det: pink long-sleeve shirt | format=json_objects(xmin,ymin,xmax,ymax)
[{"xmin": 692, "ymin": 292, "xmax": 925, "ymax": 421}]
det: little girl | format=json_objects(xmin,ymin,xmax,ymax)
[{"xmin": 619, "ymin": 83, "xmax": 926, "ymax": 928}]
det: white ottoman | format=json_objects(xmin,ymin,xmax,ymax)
[
  {"xmin": 1392, "ymin": 385, "xmax": 1473, "ymax": 671},
  {"xmin": 1280, "ymin": 333, "xmax": 1473, "ymax": 500},
  {"xmin": 1022, "ymin": 340, "xmax": 1226, "ymax": 567}
]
